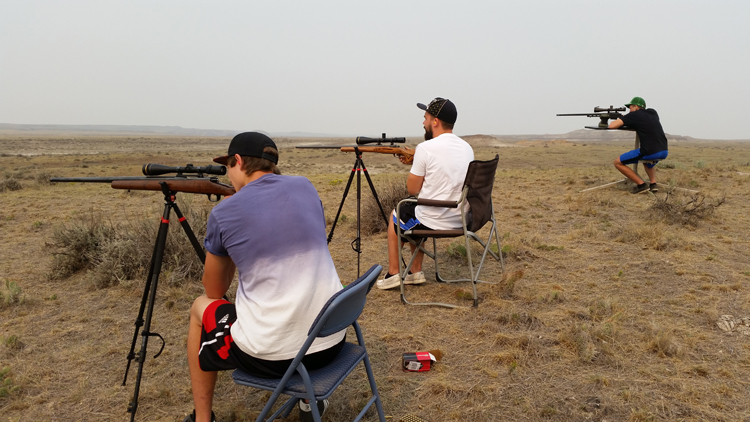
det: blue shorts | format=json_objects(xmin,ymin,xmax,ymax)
[{"xmin": 619, "ymin": 149, "xmax": 668, "ymax": 168}]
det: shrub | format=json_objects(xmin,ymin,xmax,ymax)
[
  {"xmin": 359, "ymin": 176, "xmax": 409, "ymax": 235},
  {"xmin": 649, "ymin": 189, "xmax": 725, "ymax": 227},
  {"xmin": 47, "ymin": 197, "xmax": 212, "ymax": 288},
  {"xmin": 0, "ymin": 178, "xmax": 22, "ymax": 192}
]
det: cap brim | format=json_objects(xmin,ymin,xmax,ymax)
[
  {"xmin": 213, "ymin": 155, "xmax": 229, "ymax": 165},
  {"xmin": 417, "ymin": 103, "xmax": 428, "ymax": 111}
]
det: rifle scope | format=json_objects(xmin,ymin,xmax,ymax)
[
  {"xmin": 594, "ymin": 106, "xmax": 626, "ymax": 113},
  {"xmin": 356, "ymin": 133, "xmax": 406, "ymax": 145},
  {"xmin": 142, "ymin": 163, "xmax": 226, "ymax": 176}
]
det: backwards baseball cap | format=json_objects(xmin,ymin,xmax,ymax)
[
  {"xmin": 417, "ymin": 97, "xmax": 457, "ymax": 125},
  {"xmin": 625, "ymin": 96, "xmax": 646, "ymax": 108},
  {"xmin": 213, "ymin": 132, "xmax": 278, "ymax": 165}
]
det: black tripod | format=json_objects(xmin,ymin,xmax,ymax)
[
  {"xmin": 327, "ymin": 147, "xmax": 389, "ymax": 276},
  {"xmin": 122, "ymin": 182, "xmax": 206, "ymax": 422}
]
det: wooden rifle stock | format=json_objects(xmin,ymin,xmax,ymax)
[
  {"xmin": 340, "ymin": 146, "xmax": 415, "ymax": 164},
  {"xmin": 111, "ymin": 179, "xmax": 235, "ymax": 197}
]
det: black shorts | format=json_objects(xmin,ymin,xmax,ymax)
[{"xmin": 199, "ymin": 300, "xmax": 345, "ymax": 378}]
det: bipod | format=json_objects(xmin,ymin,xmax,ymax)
[
  {"xmin": 122, "ymin": 182, "xmax": 206, "ymax": 421},
  {"xmin": 327, "ymin": 147, "xmax": 388, "ymax": 276}
]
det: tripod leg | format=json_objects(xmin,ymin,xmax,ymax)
[
  {"xmin": 172, "ymin": 202, "xmax": 206, "ymax": 264},
  {"xmin": 354, "ymin": 157, "xmax": 362, "ymax": 275},
  {"xmin": 327, "ymin": 160, "xmax": 360, "ymax": 244},
  {"xmin": 361, "ymin": 161, "xmax": 388, "ymax": 227},
  {"xmin": 122, "ymin": 221, "xmax": 161, "ymax": 387},
  {"xmin": 360, "ymin": 156, "xmax": 407, "ymax": 269},
  {"xmin": 126, "ymin": 195, "xmax": 172, "ymax": 421}
]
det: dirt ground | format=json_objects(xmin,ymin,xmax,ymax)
[{"xmin": 1, "ymin": 134, "xmax": 749, "ymax": 421}]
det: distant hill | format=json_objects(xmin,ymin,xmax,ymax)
[
  {"xmin": 0, "ymin": 123, "xmax": 348, "ymax": 138},
  {"xmin": 0, "ymin": 123, "xmax": 744, "ymax": 142},
  {"xmin": 468, "ymin": 129, "xmax": 744, "ymax": 144}
]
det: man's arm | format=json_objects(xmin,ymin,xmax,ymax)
[
  {"xmin": 202, "ymin": 252, "xmax": 236, "ymax": 299},
  {"xmin": 609, "ymin": 118, "xmax": 625, "ymax": 129},
  {"xmin": 406, "ymin": 173, "xmax": 424, "ymax": 196}
]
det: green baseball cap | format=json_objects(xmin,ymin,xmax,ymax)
[{"xmin": 625, "ymin": 97, "xmax": 646, "ymax": 108}]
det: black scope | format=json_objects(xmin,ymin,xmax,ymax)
[
  {"xmin": 356, "ymin": 133, "xmax": 406, "ymax": 145},
  {"xmin": 142, "ymin": 163, "xmax": 226, "ymax": 176},
  {"xmin": 593, "ymin": 106, "xmax": 626, "ymax": 113}
]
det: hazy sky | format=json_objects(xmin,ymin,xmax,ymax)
[{"xmin": 1, "ymin": 1, "xmax": 749, "ymax": 139}]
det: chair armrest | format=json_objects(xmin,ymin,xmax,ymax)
[{"xmin": 416, "ymin": 198, "xmax": 458, "ymax": 208}]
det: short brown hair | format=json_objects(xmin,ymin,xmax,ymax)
[
  {"xmin": 439, "ymin": 119, "xmax": 454, "ymax": 130},
  {"xmin": 227, "ymin": 146, "xmax": 281, "ymax": 176}
]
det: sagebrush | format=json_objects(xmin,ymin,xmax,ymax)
[{"xmin": 47, "ymin": 196, "xmax": 213, "ymax": 288}]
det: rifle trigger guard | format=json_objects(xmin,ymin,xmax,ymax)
[{"xmin": 207, "ymin": 193, "xmax": 221, "ymax": 202}]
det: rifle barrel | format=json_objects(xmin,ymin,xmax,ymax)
[
  {"xmin": 49, "ymin": 176, "xmax": 189, "ymax": 183},
  {"xmin": 295, "ymin": 145, "xmax": 358, "ymax": 149}
]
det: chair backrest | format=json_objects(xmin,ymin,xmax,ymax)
[
  {"xmin": 307, "ymin": 264, "xmax": 382, "ymax": 338},
  {"xmin": 463, "ymin": 155, "xmax": 499, "ymax": 232}
]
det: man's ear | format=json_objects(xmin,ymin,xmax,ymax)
[{"xmin": 233, "ymin": 154, "xmax": 243, "ymax": 166}]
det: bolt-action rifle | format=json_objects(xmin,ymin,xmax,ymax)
[
  {"xmin": 556, "ymin": 105, "xmax": 626, "ymax": 129},
  {"xmin": 340, "ymin": 134, "xmax": 415, "ymax": 164},
  {"xmin": 50, "ymin": 163, "xmax": 235, "ymax": 200}
]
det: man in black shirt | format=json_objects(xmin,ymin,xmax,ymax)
[{"xmin": 609, "ymin": 97, "xmax": 669, "ymax": 194}]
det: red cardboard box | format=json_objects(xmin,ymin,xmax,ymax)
[{"xmin": 402, "ymin": 351, "xmax": 434, "ymax": 372}]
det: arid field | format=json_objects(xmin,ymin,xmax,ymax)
[{"xmin": 1, "ymin": 133, "xmax": 749, "ymax": 421}]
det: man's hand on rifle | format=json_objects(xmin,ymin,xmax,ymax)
[{"xmin": 398, "ymin": 147, "xmax": 415, "ymax": 165}]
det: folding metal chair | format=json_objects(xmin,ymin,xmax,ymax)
[
  {"xmin": 397, "ymin": 155, "xmax": 504, "ymax": 308},
  {"xmin": 232, "ymin": 264, "xmax": 386, "ymax": 422}
]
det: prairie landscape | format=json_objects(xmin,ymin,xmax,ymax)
[{"xmin": 1, "ymin": 133, "xmax": 749, "ymax": 421}]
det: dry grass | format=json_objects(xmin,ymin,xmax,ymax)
[
  {"xmin": 46, "ymin": 196, "xmax": 211, "ymax": 289},
  {"xmin": 1, "ymin": 135, "xmax": 750, "ymax": 421},
  {"xmin": 359, "ymin": 175, "xmax": 409, "ymax": 235}
]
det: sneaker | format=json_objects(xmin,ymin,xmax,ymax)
[
  {"xmin": 631, "ymin": 183, "xmax": 649, "ymax": 194},
  {"xmin": 299, "ymin": 399, "xmax": 329, "ymax": 422},
  {"xmin": 182, "ymin": 410, "xmax": 216, "ymax": 422},
  {"xmin": 404, "ymin": 271, "xmax": 426, "ymax": 285},
  {"xmin": 649, "ymin": 183, "xmax": 658, "ymax": 193},
  {"xmin": 376, "ymin": 273, "xmax": 401, "ymax": 290}
]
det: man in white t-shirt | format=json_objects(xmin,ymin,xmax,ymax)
[{"xmin": 377, "ymin": 98, "xmax": 474, "ymax": 290}]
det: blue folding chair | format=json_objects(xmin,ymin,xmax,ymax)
[{"xmin": 232, "ymin": 264, "xmax": 386, "ymax": 422}]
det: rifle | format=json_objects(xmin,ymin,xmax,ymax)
[
  {"xmin": 111, "ymin": 178, "xmax": 234, "ymax": 198},
  {"xmin": 557, "ymin": 105, "xmax": 626, "ymax": 129},
  {"xmin": 50, "ymin": 163, "xmax": 234, "ymax": 201},
  {"xmin": 340, "ymin": 145, "xmax": 415, "ymax": 164},
  {"xmin": 343, "ymin": 134, "xmax": 414, "ymax": 163}
]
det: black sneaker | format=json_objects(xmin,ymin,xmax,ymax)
[
  {"xmin": 182, "ymin": 410, "xmax": 216, "ymax": 422},
  {"xmin": 649, "ymin": 183, "xmax": 658, "ymax": 193},
  {"xmin": 631, "ymin": 183, "xmax": 649, "ymax": 194},
  {"xmin": 299, "ymin": 399, "xmax": 329, "ymax": 421}
]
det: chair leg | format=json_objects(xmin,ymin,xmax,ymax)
[{"xmin": 463, "ymin": 231, "xmax": 479, "ymax": 307}]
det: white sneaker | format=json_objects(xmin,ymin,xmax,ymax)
[
  {"xmin": 404, "ymin": 271, "xmax": 426, "ymax": 285},
  {"xmin": 376, "ymin": 273, "xmax": 401, "ymax": 290}
]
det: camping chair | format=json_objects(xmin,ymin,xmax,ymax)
[
  {"xmin": 396, "ymin": 155, "xmax": 504, "ymax": 308},
  {"xmin": 232, "ymin": 264, "xmax": 386, "ymax": 422}
]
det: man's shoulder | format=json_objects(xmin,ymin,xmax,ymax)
[{"xmin": 419, "ymin": 133, "xmax": 471, "ymax": 149}]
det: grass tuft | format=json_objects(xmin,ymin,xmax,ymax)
[{"xmin": 0, "ymin": 177, "xmax": 22, "ymax": 192}]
